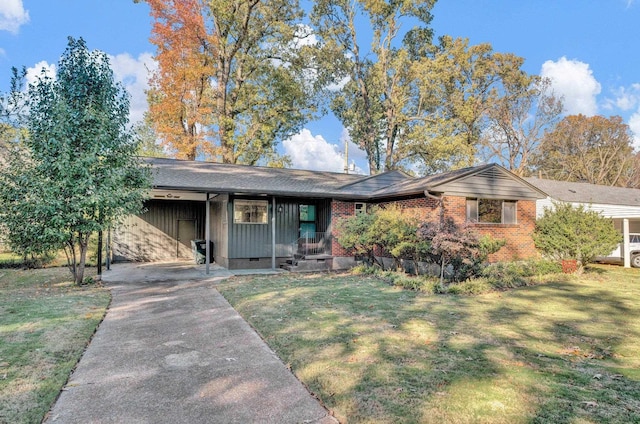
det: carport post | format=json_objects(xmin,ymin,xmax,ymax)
[
  {"xmin": 272, "ymin": 197, "xmax": 276, "ymax": 270},
  {"xmin": 623, "ymin": 218, "xmax": 630, "ymax": 268},
  {"xmin": 206, "ymin": 193, "xmax": 211, "ymax": 274}
]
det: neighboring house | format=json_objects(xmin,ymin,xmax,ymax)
[
  {"xmin": 113, "ymin": 158, "xmax": 547, "ymax": 271},
  {"xmin": 525, "ymin": 177, "xmax": 640, "ymax": 268}
]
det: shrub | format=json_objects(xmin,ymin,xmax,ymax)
[
  {"xmin": 334, "ymin": 211, "xmax": 379, "ymax": 266},
  {"xmin": 482, "ymin": 259, "xmax": 563, "ymax": 289},
  {"xmin": 335, "ymin": 205, "xmax": 428, "ymax": 270},
  {"xmin": 533, "ymin": 202, "xmax": 620, "ymax": 270},
  {"xmin": 445, "ymin": 278, "xmax": 492, "ymax": 295},
  {"xmin": 417, "ymin": 218, "xmax": 503, "ymax": 283}
]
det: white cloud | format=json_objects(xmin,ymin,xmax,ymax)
[
  {"xmin": 0, "ymin": 0, "xmax": 29, "ymax": 34},
  {"xmin": 26, "ymin": 61, "xmax": 56, "ymax": 86},
  {"xmin": 283, "ymin": 129, "xmax": 345, "ymax": 172},
  {"xmin": 628, "ymin": 112, "xmax": 640, "ymax": 150},
  {"xmin": 283, "ymin": 128, "xmax": 367, "ymax": 173},
  {"xmin": 541, "ymin": 57, "xmax": 601, "ymax": 116},
  {"xmin": 109, "ymin": 52, "xmax": 156, "ymax": 124},
  {"xmin": 607, "ymin": 83, "xmax": 640, "ymax": 111}
]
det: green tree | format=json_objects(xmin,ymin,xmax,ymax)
[
  {"xmin": 533, "ymin": 202, "xmax": 620, "ymax": 270},
  {"xmin": 534, "ymin": 114, "xmax": 635, "ymax": 186},
  {"xmin": 311, "ymin": 0, "xmax": 436, "ymax": 174},
  {"xmin": 0, "ymin": 37, "xmax": 150, "ymax": 284},
  {"xmin": 0, "ymin": 67, "xmax": 27, "ymax": 161},
  {"xmin": 133, "ymin": 115, "xmax": 167, "ymax": 158},
  {"xmin": 405, "ymin": 37, "xmax": 532, "ymax": 174},
  {"xmin": 140, "ymin": 0, "xmax": 326, "ymax": 165}
]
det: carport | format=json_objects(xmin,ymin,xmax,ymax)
[{"xmin": 526, "ymin": 177, "xmax": 640, "ymax": 268}]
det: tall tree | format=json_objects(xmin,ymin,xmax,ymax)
[
  {"xmin": 481, "ymin": 76, "xmax": 564, "ymax": 176},
  {"xmin": 311, "ymin": 0, "xmax": 436, "ymax": 174},
  {"xmin": 144, "ymin": 0, "xmax": 214, "ymax": 160},
  {"xmin": 534, "ymin": 114, "xmax": 635, "ymax": 186},
  {"xmin": 133, "ymin": 114, "xmax": 168, "ymax": 158},
  {"xmin": 626, "ymin": 152, "xmax": 640, "ymax": 188},
  {"xmin": 402, "ymin": 36, "xmax": 531, "ymax": 174},
  {"xmin": 0, "ymin": 67, "xmax": 27, "ymax": 161},
  {"xmin": 0, "ymin": 38, "xmax": 150, "ymax": 284},
  {"xmin": 140, "ymin": 0, "xmax": 323, "ymax": 164}
]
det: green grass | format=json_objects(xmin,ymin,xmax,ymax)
[
  {"xmin": 0, "ymin": 267, "xmax": 110, "ymax": 424},
  {"xmin": 217, "ymin": 265, "xmax": 640, "ymax": 423}
]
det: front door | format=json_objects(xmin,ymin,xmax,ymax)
[{"xmin": 177, "ymin": 219, "xmax": 196, "ymax": 258}]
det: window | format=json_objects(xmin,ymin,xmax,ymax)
[
  {"xmin": 233, "ymin": 199, "xmax": 268, "ymax": 224},
  {"xmin": 355, "ymin": 202, "xmax": 367, "ymax": 215},
  {"xmin": 466, "ymin": 198, "xmax": 517, "ymax": 224}
]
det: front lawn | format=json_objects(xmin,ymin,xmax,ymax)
[
  {"xmin": 217, "ymin": 265, "xmax": 640, "ymax": 423},
  {"xmin": 0, "ymin": 268, "xmax": 110, "ymax": 423}
]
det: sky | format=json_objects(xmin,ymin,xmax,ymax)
[{"xmin": 1, "ymin": 0, "xmax": 639, "ymax": 175}]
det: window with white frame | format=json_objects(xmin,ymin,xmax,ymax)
[
  {"xmin": 355, "ymin": 202, "xmax": 367, "ymax": 215},
  {"xmin": 233, "ymin": 199, "xmax": 268, "ymax": 224},
  {"xmin": 466, "ymin": 198, "xmax": 517, "ymax": 224}
]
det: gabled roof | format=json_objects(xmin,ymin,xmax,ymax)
[
  {"xmin": 146, "ymin": 157, "xmax": 548, "ymax": 201},
  {"xmin": 524, "ymin": 177, "xmax": 640, "ymax": 207},
  {"xmin": 373, "ymin": 164, "xmax": 547, "ymax": 200}
]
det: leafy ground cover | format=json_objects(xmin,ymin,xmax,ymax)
[
  {"xmin": 217, "ymin": 265, "xmax": 640, "ymax": 423},
  {"xmin": 0, "ymin": 267, "xmax": 110, "ymax": 423}
]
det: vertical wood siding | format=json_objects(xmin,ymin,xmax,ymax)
[
  {"xmin": 227, "ymin": 197, "xmax": 330, "ymax": 259},
  {"xmin": 113, "ymin": 200, "xmax": 204, "ymax": 262}
]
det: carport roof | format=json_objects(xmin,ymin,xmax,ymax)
[
  {"xmin": 147, "ymin": 157, "xmax": 395, "ymax": 199},
  {"xmin": 524, "ymin": 177, "xmax": 640, "ymax": 207}
]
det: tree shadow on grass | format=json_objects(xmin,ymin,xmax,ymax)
[
  {"xmin": 481, "ymin": 279, "xmax": 640, "ymax": 423},
  {"xmin": 218, "ymin": 272, "xmax": 640, "ymax": 423}
]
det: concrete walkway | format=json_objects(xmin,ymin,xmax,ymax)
[{"xmin": 45, "ymin": 262, "xmax": 336, "ymax": 424}]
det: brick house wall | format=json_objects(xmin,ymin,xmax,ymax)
[
  {"xmin": 330, "ymin": 195, "xmax": 539, "ymax": 264},
  {"xmin": 330, "ymin": 200, "xmax": 355, "ymax": 258}
]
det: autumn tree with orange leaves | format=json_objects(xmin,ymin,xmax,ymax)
[
  {"xmin": 138, "ymin": 0, "xmax": 328, "ymax": 164},
  {"xmin": 143, "ymin": 0, "xmax": 213, "ymax": 160}
]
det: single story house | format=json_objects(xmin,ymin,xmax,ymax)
[
  {"xmin": 524, "ymin": 177, "xmax": 640, "ymax": 268},
  {"xmin": 113, "ymin": 157, "xmax": 548, "ymax": 271}
]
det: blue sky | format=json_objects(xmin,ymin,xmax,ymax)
[{"xmin": 1, "ymin": 0, "xmax": 639, "ymax": 174}]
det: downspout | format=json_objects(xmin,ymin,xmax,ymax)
[
  {"xmin": 424, "ymin": 190, "xmax": 445, "ymax": 222},
  {"xmin": 424, "ymin": 190, "xmax": 442, "ymax": 202}
]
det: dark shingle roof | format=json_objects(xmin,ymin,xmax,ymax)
[
  {"xmin": 147, "ymin": 157, "xmax": 367, "ymax": 198},
  {"xmin": 146, "ymin": 157, "xmax": 549, "ymax": 201},
  {"xmin": 524, "ymin": 177, "xmax": 640, "ymax": 207}
]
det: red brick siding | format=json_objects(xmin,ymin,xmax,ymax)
[
  {"xmin": 470, "ymin": 199, "xmax": 539, "ymax": 262},
  {"xmin": 331, "ymin": 200, "xmax": 356, "ymax": 257},
  {"xmin": 331, "ymin": 196, "xmax": 539, "ymax": 262}
]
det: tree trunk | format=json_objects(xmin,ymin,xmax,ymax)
[
  {"xmin": 75, "ymin": 235, "xmax": 89, "ymax": 285},
  {"xmin": 97, "ymin": 230, "xmax": 103, "ymax": 278}
]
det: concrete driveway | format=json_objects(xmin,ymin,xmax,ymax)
[{"xmin": 45, "ymin": 262, "xmax": 336, "ymax": 424}]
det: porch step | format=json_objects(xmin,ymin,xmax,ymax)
[{"xmin": 280, "ymin": 256, "xmax": 333, "ymax": 272}]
